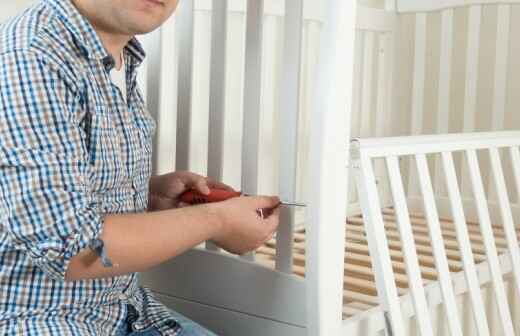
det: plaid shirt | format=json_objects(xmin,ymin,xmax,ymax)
[{"xmin": 0, "ymin": 0, "xmax": 181, "ymax": 334}]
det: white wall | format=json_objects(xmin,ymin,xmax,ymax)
[{"xmin": 0, "ymin": 0, "xmax": 37, "ymax": 22}]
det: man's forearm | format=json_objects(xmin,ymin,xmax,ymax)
[{"xmin": 65, "ymin": 205, "xmax": 222, "ymax": 281}]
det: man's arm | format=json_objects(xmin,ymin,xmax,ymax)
[{"xmin": 66, "ymin": 196, "xmax": 280, "ymax": 281}]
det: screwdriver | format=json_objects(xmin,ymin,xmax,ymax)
[{"xmin": 180, "ymin": 189, "xmax": 306, "ymax": 207}]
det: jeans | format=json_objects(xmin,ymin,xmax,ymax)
[{"xmin": 115, "ymin": 305, "xmax": 218, "ymax": 336}]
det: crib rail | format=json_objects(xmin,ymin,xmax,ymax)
[
  {"xmin": 352, "ymin": 131, "xmax": 520, "ymax": 335},
  {"xmin": 397, "ymin": 0, "xmax": 520, "ymax": 13}
]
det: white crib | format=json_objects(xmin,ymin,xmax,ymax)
[{"xmin": 141, "ymin": 0, "xmax": 520, "ymax": 335}]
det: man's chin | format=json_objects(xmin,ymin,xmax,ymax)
[{"xmin": 128, "ymin": 22, "xmax": 163, "ymax": 35}]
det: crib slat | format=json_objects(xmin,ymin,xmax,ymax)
[
  {"xmin": 441, "ymin": 152, "xmax": 491, "ymax": 336},
  {"xmin": 386, "ymin": 156, "xmax": 434, "ymax": 336},
  {"xmin": 491, "ymin": 6, "xmax": 510, "ymax": 133},
  {"xmin": 463, "ymin": 5, "xmax": 481, "ymax": 134},
  {"xmin": 205, "ymin": 0, "xmax": 229, "ymax": 252},
  {"xmin": 461, "ymin": 6, "xmax": 481, "ymax": 197},
  {"xmin": 415, "ymin": 154, "xmax": 464, "ymax": 336},
  {"xmin": 207, "ymin": 0, "xmax": 228, "ymax": 182},
  {"xmin": 360, "ymin": 32, "xmax": 374, "ymax": 137},
  {"xmin": 350, "ymin": 31, "xmax": 363, "ymax": 139},
  {"xmin": 408, "ymin": 13, "xmax": 426, "ymax": 197},
  {"xmin": 276, "ymin": 0, "xmax": 304, "ymax": 273},
  {"xmin": 375, "ymin": 34, "xmax": 388, "ymax": 137},
  {"xmin": 434, "ymin": 9, "xmax": 453, "ymax": 196},
  {"xmin": 240, "ymin": 0, "xmax": 265, "ymax": 261},
  {"xmin": 374, "ymin": 34, "xmax": 391, "ymax": 207},
  {"xmin": 356, "ymin": 155, "xmax": 406, "ymax": 335},
  {"xmin": 348, "ymin": 33, "xmax": 364, "ymax": 207},
  {"xmin": 242, "ymin": 0, "xmax": 263, "ymax": 194},
  {"xmin": 175, "ymin": 0, "xmax": 195, "ymax": 170},
  {"xmin": 489, "ymin": 148, "xmax": 520, "ymax": 301},
  {"xmin": 510, "ymin": 147, "xmax": 520, "ymax": 208},
  {"xmin": 488, "ymin": 5, "xmax": 511, "ymax": 199},
  {"xmin": 466, "ymin": 149, "xmax": 515, "ymax": 335},
  {"xmin": 147, "ymin": 15, "xmax": 178, "ymax": 174}
]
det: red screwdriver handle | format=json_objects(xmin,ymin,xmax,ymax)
[{"xmin": 180, "ymin": 189, "xmax": 242, "ymax": 204}]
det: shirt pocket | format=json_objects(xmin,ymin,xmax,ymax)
[{"xmin": 88, "ymin": 110, "xmax": 127, "ymax": 192}]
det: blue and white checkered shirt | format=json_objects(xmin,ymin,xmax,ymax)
[{"xmin": 0, "ymin": 0, "xmax": 181, "ymax": 334}]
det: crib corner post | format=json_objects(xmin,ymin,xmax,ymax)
[{"xmin": 304, "ymin": 0, "xmax": 357, "ymax": 335}]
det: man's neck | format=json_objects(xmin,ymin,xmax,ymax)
[
  {"xmin": 71, "ymin": 0, "xmax": 132, "ymax": 70},
  {"xmin": 95, "ymin": 29, "xmax": 131, "ymax": 70}
]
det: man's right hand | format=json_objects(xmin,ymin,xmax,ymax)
[{"xmin": 210, "ymin": 196, "xmax": 281, "ymax": 255}]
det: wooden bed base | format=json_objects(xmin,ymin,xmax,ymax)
[{"xmin": 255, "ymin": 208, "xmax": 520, "ymax": 319}]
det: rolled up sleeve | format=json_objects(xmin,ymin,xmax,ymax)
[{"xmin": 0, "ymin": 50, "xmax": 105, "ymax": 280}]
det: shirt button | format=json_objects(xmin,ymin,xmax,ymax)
[
  {"xmin": 133, "ymin": 323, "xmax": 143, "ymax": 331},
  {"xmin": 118, "ymin": 293, "xmax": 128, "ymax": 301}
]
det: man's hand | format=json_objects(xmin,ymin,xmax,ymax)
[
  {"xmin": 210, "ymin": 196, "xmax": 281, "ymax": 255},
  {"xmin": 148, "ymin": 171, "xmax": 234, "ymax": 211}
]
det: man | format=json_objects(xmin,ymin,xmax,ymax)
[{"xmin": 0, "ymin": 0, "xmax": 281, "ymax": 335}]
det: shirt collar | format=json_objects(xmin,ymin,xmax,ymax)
[{"xmin": 45, "ymin": 0, "xmax": 146, "ymax": 67}]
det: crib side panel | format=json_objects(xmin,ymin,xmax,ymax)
[{"xmin": 351, "ymin": 132, "xmax": 520, "ymax": 336}]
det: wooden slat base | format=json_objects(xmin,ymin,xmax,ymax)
[{"xmin": 254, "ymin": 208, "xmax": 520, "ymax": 319}]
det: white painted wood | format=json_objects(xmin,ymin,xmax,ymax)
[
  {"xmin": 350, "ymin": 33, "xmax": 364, "ymax": 139},
  {"xmin": 385, "ymin": 0, "xmax": 396, "ymax": 11},
  {"xmin": 488, "ymin": 148, "xmax": 520, "ymax": 300},
  {"xmin": 385, "ymin": 156, "xmax": 434, "ymax": 336},
  {"xmin": 189, "ymin": 10, "xmax": 213, "ymax": 175},
  {"xmin": 360, "ymin": 32, "xmax": 375, "ymax": 137},
  {"xmin": 375, "ymin": 34, "xmax": 389, "ymax": 138},
  {"xmin": 461, "ymin": 5, "xmax": 481, "ymax": 196},
  {"xmin": 487, "ymin": 5, "xmax": 511, "ymax": 199},
  {"xmin": 434, "ymin": 9, "xmax": 453, "ymax": 195},
  {"xmin": 193, "ymin": 0, "xmax": 324, "ymax": 23},
  {"xmin": 207, "ymin": 0, "xmax": 228, "ymax": 182},
  {"xmin": 510, "ymin": 146, "xmax": 520, "ymax": 209},
  {"xmin": 175, "ymin": 0, "xmax": 195, "ymax": 170},
  {"xmin": 155, "ymin": 293, "xmax": 306, "ymax": 336},
  {"xmin": 356, "ymin": 7, "xmax": 395, "ymax": 33},
  {"xmin": 415, "ymin": 154, "xmax": 464, "ymax": 336},
  {"xmin": 141, "ymin": 248, "xmax": 306, "ymax": 326},
  {"xmin": 275, "ymin": 0, "xmax": 303, "ymax": 274},
  {"xmin": 355, "ymin": 154, "xmax": 406, "ymax": 336},
  {"xmin": 465, "ymin": 149, "xmax": 515, "ymax": 335},
  {"xmin": 491, "ymin": 6, "xmax": 510, "ymax": 133},
  {"xmin": 397, "ymin": 0, "xmax": 520, "ymax": 13},
  {"xmin": 241, "ymin": 0, "xmax": 263, "ymax": 196},
  {"xmin": 408, "ymin": 13, "xmax": 426, "ymax": 197},
  {"xmin": 256, "ymin": 14, "xmax": 280, "ymax": 197},
  {"xmin": 241, "ymin": 0, "xmax": 265, "ymax": 261},
  {"xmin": 145, "ymin": 15, "xmax": 179, "ymax": 174},
  {"xmin": 353, "ymin": 131, "xmax": 520, "ymax": 158},
  {"xmin": 305, "ymin": 0, "xmax": 356, "ymax": 333},
  {"xmin": 342, "ymin": 249, "xmax": 516, "ymax": 335},
  {"xmin": 205, "ymin": 0, "xmax": 228, "ymax": 252},
  {"xmin": 441, "ymin": 151, "xmax": 491, "ymax": 336},
  {"xmin": 220, "ymin": 9, "xmax": 246, "ymax": 189},
  {"xmin": 348, "ymin": 32, "xmax": 364, "ymax": 208},
  {"xmin": 374, "ymin": 33, "xmax": 392, "ymax": 208}
]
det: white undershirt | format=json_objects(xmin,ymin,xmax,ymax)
[{"xmin": 110, "ymin": 53, "xmax": 126, "ymax": 101}]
